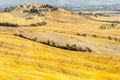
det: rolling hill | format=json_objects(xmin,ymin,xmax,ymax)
[{"xmin": 0, "ymin": 4, "xmax": 120, "ymax": 80}]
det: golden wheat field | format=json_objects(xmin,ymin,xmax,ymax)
[
  {"xmin": 0, "ymin": 4, "xmax": 120, "ymax": 80},
  {"xmin": 0, "ymin": 33, "xmax": 120, "ymax": 80}
]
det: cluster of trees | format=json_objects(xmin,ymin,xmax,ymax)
[
  {"xmin": 30, "ymin": 8, "xmax": 38, "ymax": 13},
  {"xmin": 78, "ymin": 12, "xmax": 110, "ymax": 17},
  {"xmin": 0, "ymin": 22, "xmax": 19, "ymax": 27},
  {"xmin": 99, "ymin": 23, "xmax": 117, "ymax": 29},
  {"xmin": 30, "ymin": 21, "xmax": 47, "ymax": 26},
  {"xmin": 23, "ymin": 9, "xmax": 38, "ymax": 13},
  {"xmin": 23, "ymin": 4, "xmax": 58, "ymax": 14}
]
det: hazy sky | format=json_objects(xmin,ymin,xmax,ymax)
[{"xmin": 0, "ymin": 0, "xmax": 119, "ymax": 6}]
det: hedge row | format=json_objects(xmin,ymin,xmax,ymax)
[{"xmin": 0, "ymin": 22, "xmax": 19, "ymax": 27}]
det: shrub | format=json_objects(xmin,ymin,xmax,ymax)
[
  {"xmin": 32, "ymin": 37, "xmax": 37, "ymax": 41},
  {"xmin": 52, "ymin": 42, "xmax": 56, "ymax": 47},
  {"xmin": 30, "ymin": 24, "xmax": 37, "ymax": 26},
  {"xmin": 46, "ymin": 40, "xmax": 50, "ymax": 45},
  {"xmin": 66, "ymin": 44, "xmax": 77, "ymax": 51},
  {"xmin": 19, "ymin": 34, "xmax": 24, "ymax": 38},
  {"xmin": 37, "ymin": 21, "xmax": 47, "ymax": 26},
  {"xmin": 77, "ymin": 33, "xmax": 79, "ymax": 35}
]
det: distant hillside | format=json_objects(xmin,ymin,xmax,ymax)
[
  {"xmin": 0, "ymin": 7, "xmax": 3, "ymax": 11},
  {"xmin": 65, "ymin": 4, "xmax": 120, "ymax": 12},
  {"xmin": 0, "ymin": 4, "xmax": 16, "ymax": 11}
]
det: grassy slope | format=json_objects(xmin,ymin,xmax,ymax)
[
  {"xmin": 0, "ymin": 13, "xmax": 38, "ymax": 26},
  {"xmin": 23, "ymin": 11, "xmax": 120, "ymax": 52},
  {"xmin": 0, "ymin": 9, "xmax": 120, "ymax": 80},
  {"xmin": 0, "ymin": 33, "xmax": 120, "ymax": 80},
  {"xmin": 24, "ymin": 11, "xmax": 120, "ymax": 39}
]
